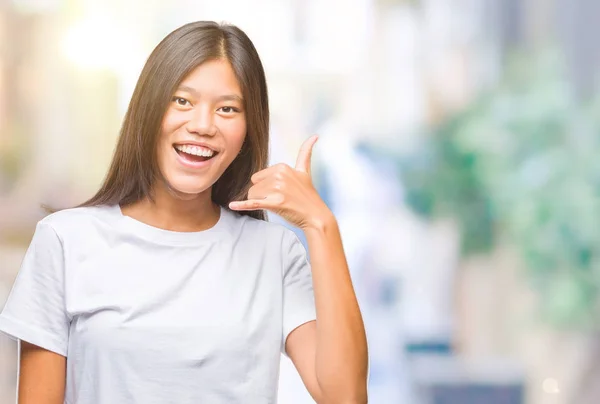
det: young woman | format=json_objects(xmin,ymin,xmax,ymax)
[{"xmin": 0, "ymin": 21, "xmax": 368, "ymax": 403}]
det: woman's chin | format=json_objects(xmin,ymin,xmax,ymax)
[{"xmin": 162, "ymin": 178, "xmax": 213, "ymax": 200}]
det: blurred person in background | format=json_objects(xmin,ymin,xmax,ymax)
[{"xmin": 0, "ymin": 21, "xmax": 367, "ymax": 404}]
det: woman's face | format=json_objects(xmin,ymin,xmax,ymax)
[{"xmin": 156, "ymin": 58, "xmax": 247, "ymax": 199}]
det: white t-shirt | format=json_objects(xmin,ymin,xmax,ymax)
[{"xmin": 0, "ymin": 204, "xmax": 316, "ymax": 403}]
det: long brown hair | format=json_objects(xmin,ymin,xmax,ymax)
[{"xmin": 78, "ymin": 21, "xmax": 269, "ymax": 220}]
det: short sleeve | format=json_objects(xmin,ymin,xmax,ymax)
[
  {"xmin": 0, "ymin": 221, "xmax": 70, "ymax": 357},
  {"xmin": 281, "ymin": 230, "xmax": 316, "ymax": 353}
]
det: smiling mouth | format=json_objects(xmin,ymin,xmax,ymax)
[{"xmin": 173, "ymin": 145, "xmax": 219, "ymax": 163}]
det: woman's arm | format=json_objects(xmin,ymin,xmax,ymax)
[
  {"xmin": 286, "ymin": 216, "xmax": 368, "ymax": 403},
  {"xmin": 18, "ymin": 341, "xmax": 66, "ymax": 404},
  {"xmin": 229, "ymin": 135, "xmax": 368, "ymax": 403}
]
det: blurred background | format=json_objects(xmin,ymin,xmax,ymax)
[{"xmin": 1, "ymin": 0, "xmax": 599, "ymax": 403}]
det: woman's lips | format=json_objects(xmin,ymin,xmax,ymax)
[{"xmin": 173, "ymin": 146, "xmax": 218, "ymax": 169}]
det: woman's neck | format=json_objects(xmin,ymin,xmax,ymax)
[{"xmin": 121, "ymin": 184, "xmax": 220, "ymax": 233}]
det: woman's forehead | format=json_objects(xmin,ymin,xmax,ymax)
[{"xmin": 177, "ymin": 59, "xmax": 243, "ymax": 98}]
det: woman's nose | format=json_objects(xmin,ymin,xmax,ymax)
[{"xmin": 185, "ymin": 107, "xmax": 217, "ymax": 136}]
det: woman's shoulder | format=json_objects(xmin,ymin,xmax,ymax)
[
  {"xmin": 226, "ymin": 209, "xmax": 297, "ymax": 242},
  {"xmin": 39, "ymin": 204, "xmax": 117, "ymax": 235}
]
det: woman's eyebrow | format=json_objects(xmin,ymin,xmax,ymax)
[
  {"xmin": 176, "ymin": 86, "xmax": 243, "ymax": 103},
  {"xmin": 176, "ymin": 85, "xmax": 200, "ymax": 96},
  {"xmin": 216, "ymin": 94, "xmax": 243, "ymax": 103}
]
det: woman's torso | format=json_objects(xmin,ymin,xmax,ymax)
[{"xmin": 58, "ymin": 205, "xmax": 285, "ymax": 403}]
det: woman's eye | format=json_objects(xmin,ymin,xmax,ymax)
[
  {"xmin": 172, "ymin": 97, "xmax": 190, "ymax": 106},
  {"xmin": 219, "ymin": 106, "xmax": 238, "ymax": 113}
]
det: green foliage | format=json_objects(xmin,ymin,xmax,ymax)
[{"xmin": 401, "ymin": 52, "xmax": 600, "ymax": 329}]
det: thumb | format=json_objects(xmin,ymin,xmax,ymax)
[{"xmin": 295, "ymin": 135, "xmax": 319, "ymax": 175}]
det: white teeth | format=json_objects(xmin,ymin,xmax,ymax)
[{"xmin": 175, "ymin": 145, "xmax": 215, "ymax": 157}]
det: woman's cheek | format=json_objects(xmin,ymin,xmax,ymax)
[{"xmin": 221, "ymin": 119, "xmax": 246, "ymax": 146}]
